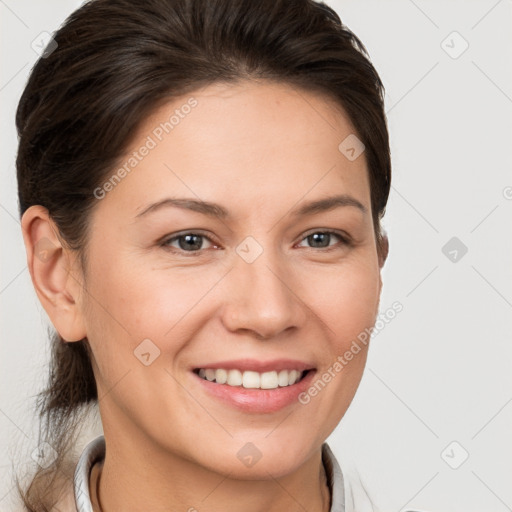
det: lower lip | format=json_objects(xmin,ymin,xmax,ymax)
[{"xmin": 192, "ymin": 370, "xmax": 316, "ymax": 413}]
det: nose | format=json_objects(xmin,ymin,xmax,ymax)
[{"xmin": 220, "ymin": 248, "xmax": 307, "ymax": 340}]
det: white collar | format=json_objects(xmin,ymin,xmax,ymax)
[{"xmin": 73, "ymin": 435, "xmax": 346, "ymax": 511}]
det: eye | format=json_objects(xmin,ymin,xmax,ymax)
[
  {"xmin": 160, "ymin": 232, "xmax": 217, "ymax": 254},
  {"xmin": 159, "ymin": 229, "xmax": 350, "ymax": 256},
  {"xmin": 296, "ymin": 230, "xmax": 350, "ymax": 250}
]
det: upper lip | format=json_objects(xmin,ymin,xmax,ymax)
[{"xmin": 192, "ymin": 358, "xmax": 315, "ymax": 373}]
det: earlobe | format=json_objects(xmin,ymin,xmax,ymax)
[{"xmin": 21, "ymin": 205, "xmax": 87, "ymax": 342}]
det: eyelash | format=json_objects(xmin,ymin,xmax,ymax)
[{"xmin": 159, "ymin": 229, "xmax": 352, "ymax": 256}]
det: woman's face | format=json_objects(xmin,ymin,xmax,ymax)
[{"xmin": 78, "ymin": 80, "xmax": 385, "ymax": 477}]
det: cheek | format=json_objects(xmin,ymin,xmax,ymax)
[
  {"xmin": 304, "ymin": 257, "xmax": 381, "ymax": 344},
  {"xmin": 113, "ymin": 265, "xmax": 223, "ymax": 341},
  {"xmin": 290, "ymin": 259, "xmax": 379, "ymax": 442},
  {"xmin": 82, "ymin": 253, "xmax": 220, "ymax": 363}
]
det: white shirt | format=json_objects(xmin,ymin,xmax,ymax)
[{"xmin": 72, "ymin": 435, "xmax": 373, "ymax": 512}]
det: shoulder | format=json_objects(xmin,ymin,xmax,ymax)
[
  {"xmin": 322, "ymin": 443, "xmax": 435, "ymax": 512},
  {"xmin": 49, "ymin": 487, "xmax": 76, "ymax": 512},
  {"xmin": 322, "ymin": 442, "xmax": 377, "ymax": 512},
  {"xmin": 51, "ymin": 435, "xmax": 105, "ymax": 512},
  {"xmin": 74, "ymin": 435, "xmax": 105, "ymax": 511}
]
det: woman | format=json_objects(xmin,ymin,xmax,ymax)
[{"xmin": 15, "ymin": 0, "xmax": 392, "ymax": 510}]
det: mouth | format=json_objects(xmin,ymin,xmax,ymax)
[
  {"xmin": 190, "ymin": 360, "xmax": 317, "ymax": 413},
  {"xmin": 192, "ymin": 367, "xmax": 312, "ymax": 389}
]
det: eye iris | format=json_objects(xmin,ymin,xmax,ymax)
[
  {"xmin": 172, "ymin": 232, "xmax": 337, "ymax": 251},
  {"xmin": 179, "ymin": 234, "xmax": 203, "ymax": 251},
  {"xmin": 308, "ymin": 232, "xmax": 330, "ymax": 248}
]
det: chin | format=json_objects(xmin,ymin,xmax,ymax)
[{"xmin": 196, "ymin": 436, "xmax": 317, "ymax": 479}]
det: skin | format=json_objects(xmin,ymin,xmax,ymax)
[{"xmin": 22, "ymin": 79, "xmax": 388, "ymax": 512}]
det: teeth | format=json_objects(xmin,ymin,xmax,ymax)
[
  {"xmin": 197, "ymin": 368, "xmax": 305, "ymax": 389},
  {"xmin": 260, "ymin": 371, "xmax": 278, "ymax": 389},
  {"xmin": 242, "ymin": 371, "xmax": 260, "ymax": 389},
  {"xmin": 227, "ymin": 369, "xmax": 242, "ymax": 386},
  {"xmin": 215, "ymin": 368, "xmax": 228, "ymax": 384},
  {"xmin": 278, "ymin": 370, "xmax": 289, "ymax": 387}
]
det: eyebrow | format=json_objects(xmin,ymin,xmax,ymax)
[{"xmin": 135, "ymin": 193, "xmax": 367, "ymax": 220}]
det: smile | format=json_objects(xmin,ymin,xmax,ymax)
[{"xmin": 194, "ymin": 368, "xmax": 308, "ymax": 389}]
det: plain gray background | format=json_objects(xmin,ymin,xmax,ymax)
[{"xmin": 1, "ymin": 0, "xmax": 511, "ymax": 510}]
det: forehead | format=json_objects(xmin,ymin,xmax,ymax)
[{"xmin": 95, "ymin": 79, "xmax": 371, "ymax": 221}]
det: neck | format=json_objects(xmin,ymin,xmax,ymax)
[{"xmin": 90, "ymin": 432, "xmax": 331, "ymax": 512}]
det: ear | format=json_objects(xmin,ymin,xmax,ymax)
[
  {"xmin": 376, "ymin": 231, "xmax": 388, "ymax": 301},
  {"xmin": 378, "ymin": 231, "xmax": 389, "ymax": 269},
  {"xmin": 21, "ymin": 205, "xmax": 87, "ymax": 342}
]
